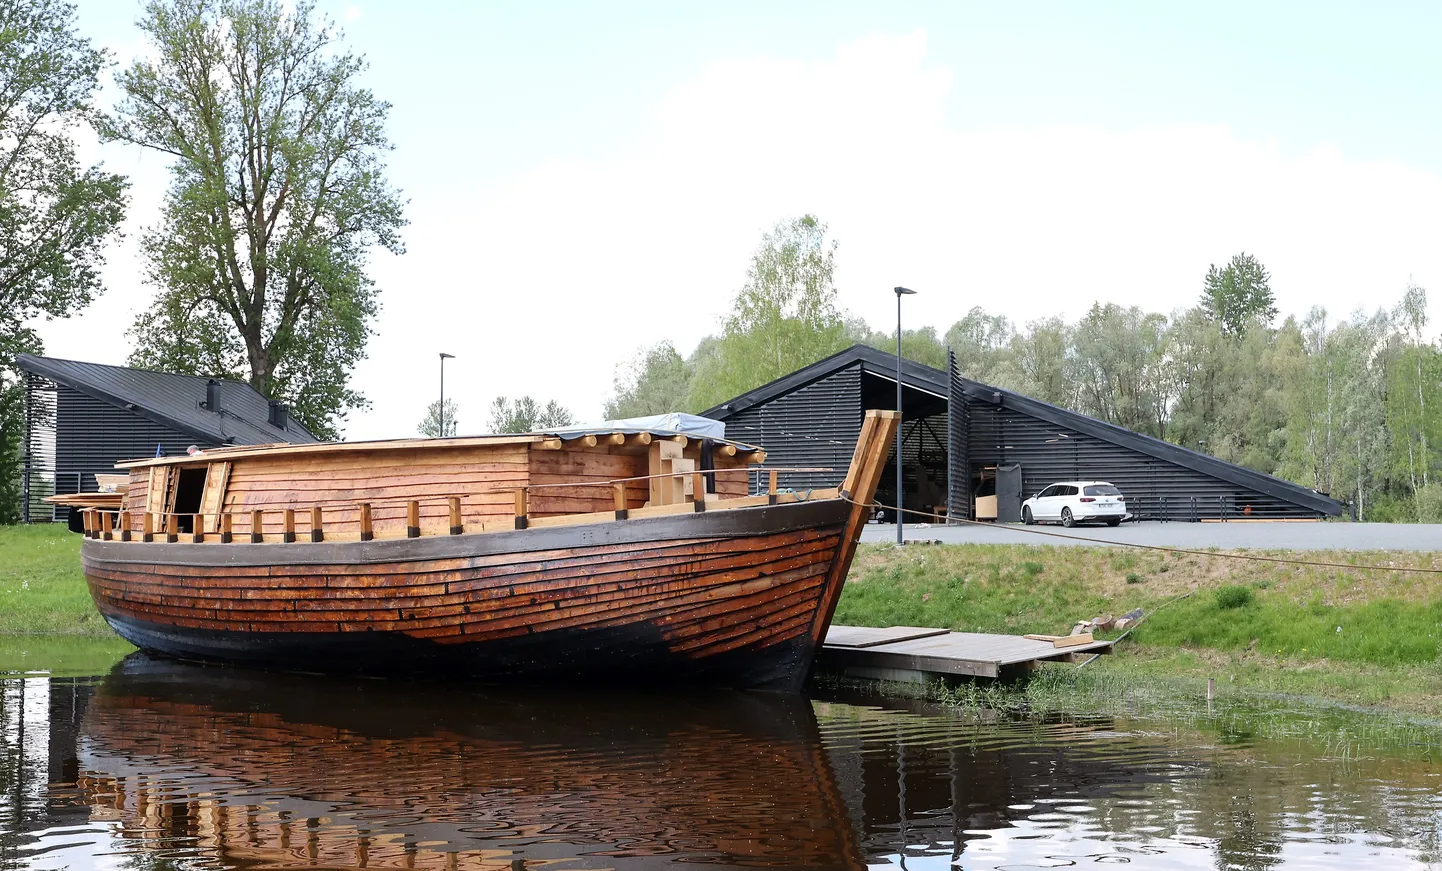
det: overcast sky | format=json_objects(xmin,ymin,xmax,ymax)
[{"xmin": 35, "ymin": 1, "xmax": 1442, "ymax": 439}]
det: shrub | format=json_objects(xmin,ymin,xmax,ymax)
[
  {"xmin": 1214, "ymin": 585, "xmax": 1254, "ymax": 610},
  {"xmin": 1415, "ymin": 484, "xmax": 1442, "ymax": 524}
]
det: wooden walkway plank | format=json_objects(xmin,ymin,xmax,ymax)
[
  {"xmin": 822, "ymin": 625, "xmax": 952, "ymax": 648},
  {"xmin": 819, "ymin": 625, "xmax": 1114, "ymax": 679}
]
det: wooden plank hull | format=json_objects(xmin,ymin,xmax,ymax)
[{"xmin": 82, "ymin": 499, "xmax": 854, "ymax": 691}]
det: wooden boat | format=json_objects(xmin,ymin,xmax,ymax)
[
  {"xmin": 76, "ymin": 410, "xmax": 899, "ymax": 690},
  {"xmin": 75, "ymin": 653, "xmax": 864, "ymax": 870}
]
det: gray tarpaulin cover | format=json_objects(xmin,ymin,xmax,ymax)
[{"xmin": 545, "ymin": 413, "xmax": 726, "ymax": 440}]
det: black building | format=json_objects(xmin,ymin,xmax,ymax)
[
  {"xmin": 704, "ymin": 344, "xmax": 1341, "ymax": 521},
  {"xmin": 18, "ymin": 354, "xmax": 319, "ymax": 522}
]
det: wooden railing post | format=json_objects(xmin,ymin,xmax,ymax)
[
  {"xmin": 81, "ymin": 510, "xmax": 93, "ymax": 539},
  {"xmin": 768, "ymin": 469, "xmax": 779, "ymax": 504},
  {"xmin": 143, "ymin": 512, "xmax": 154, "ymax": 543},
  {"xmin": 407, "ymin": 500, "xmax": 420, "ymax": 538},
  {"xmin": 283, "ymin": 508, "xmax": 296, "ymax": 543},
  {"xmin": 448, "ymin": 497, "xmax": 462, "ymax": 535},
  {"xmin": 220, "ymin": 513, "xmax": 233, "ymax": 544},
  {"xmin": 119, "ymin": 510, "xmax": 131, "ymax": 542},
  {"xmin": 100, "ymin": 510, "xmax": 113, "ymax": 541},
  {"xmin": 613, "ymin": 481, "xmax": 628, "ymax": 520},
  {"xmin": 191, "ymin": 513, "xmax": 203, "ymax": 543},
  {"xmin": 514, "ymin": 489, "xmax": 528, "ymax": 530},
  {"xmin": 165, "ymin": 514, "xmax": 178, "ymax": 543},
  {"xmin": 691, "ymin": 472, "xmax": 706, "ymax": 512},
  {"xmin": 251, "ymin": 510, "xmax": 264, "ymax": 543},
  {"xmin": 359, "ymin": 503, "xmax": 373, "ymax": 542},
  {"xmin": 311, "ymin": 506, "xmax": 324, "ymax": 542}
]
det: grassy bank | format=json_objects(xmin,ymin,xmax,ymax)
[
  {"xmin": 4, "ymin": 524, "xmax": 1442, "ymax": 716},
  {"xmin": 0, "ymin": 524, "xmax": 113, "ymax": 636},
  {"xmin": 836, "ymin": 542, "xmax": 1442, "ymax": 716}
]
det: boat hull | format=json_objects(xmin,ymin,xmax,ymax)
[{"xmin": 82, "ymin": 499, "xmax": 854, "ymax": 691}]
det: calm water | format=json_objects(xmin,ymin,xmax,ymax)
[{"xmin": 2, "ymin": 655, "xmax": 1441, "ymax": 870}]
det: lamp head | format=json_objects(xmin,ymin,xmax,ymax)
[
  {"xmin": 439, "ymin": 352, "xmax": 455, "ymax": 360},
  {"xmin": 894, "ymin": 286, "xmax": 916, "ymax": 296}
]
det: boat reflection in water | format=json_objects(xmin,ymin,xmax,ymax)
[{"xmin": 76, "ymin": 653, "xmax": 863, "ymax": 870}]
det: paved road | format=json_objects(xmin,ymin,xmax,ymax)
[{"xmin": 859, "ymin": 520, "xmax": 1442, "ymax": 552}]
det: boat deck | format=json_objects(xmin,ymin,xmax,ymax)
[{"xmin": 818, "ymin": 625, "xmax": 1115, "ymax": 680}]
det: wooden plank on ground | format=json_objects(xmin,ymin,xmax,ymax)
[{"xmin": 823, "ymin": 625, "xmax": 952, "ymax": 648}]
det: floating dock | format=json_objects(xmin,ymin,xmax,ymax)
[{"xmin": 818, "ymin": 625, "xmax": 1115, "ymax": 681}]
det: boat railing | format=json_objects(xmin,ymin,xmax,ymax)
[{"xmin": 78, "ymin": 466, "xmax": 838, "ymax": 544}]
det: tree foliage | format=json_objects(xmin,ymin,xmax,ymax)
[
  {"xmin": 487, "ymin": 396, "xmax": 573, "ymax": 434},
  {"xmin": 688, "ymin": 215, "xmax": 851, "ymax": 411},
  {"xmin": 604, "ymin": 341, "xmax": 694, "ymax": 420},
  {"xmin": 104, "ymin": 0, "xmax": 405, "ymax": 440},
  {"xmin": 417, "ymin": 398, "xmax": 457, "ymax": 438},
  {"xmin": 0, "ymin": 0, "xmax": 128, "ymax": 522},
  {"xmin": 1201, "ymin": 252, "xmax": 1276, "ymax": 337},
  {"xmin": 608, "ymin": 230, "xmax": 1442, "ymax": 520}
]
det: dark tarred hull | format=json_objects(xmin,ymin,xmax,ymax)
[{"xmin": 82, "ymin": 499, "xmax": 854, "ymax": 691}]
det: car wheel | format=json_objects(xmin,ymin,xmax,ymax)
[
  {"xmin": 1105, "ymin": 517, "xmax": 1121, "ymax": 527},
  {"xmin": 1061, "ymin": 507, "xmax": 1075, "ymax": 528},
  {"xmin": 1023, "ymin": 507, "xmax": 1034, "ymax": 526}
]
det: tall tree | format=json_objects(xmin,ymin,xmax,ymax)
[
  {"xmin": 604, "ymin": 341, "xmax": 694, "ymax": 419},
  {"xmin": 1010, "ymin": 316, "xmax": 1072, "ymax": 406},
  {"xmin": 417, "ymin": 398, "xmax": 458, "ymax": 438},
  {"xmin": 1384, "ymin": 283, "xmax": 1437, "ymax": 496},
  {"xmin": 1201, "ymin": 252, "xmax": 1276, "ymax": 337},
  {"xmin": 688, "ymin": 215, "xmax": 850, "ymax": 411},
  {"xmin": 104, "ymin": 0, "xmax": 405, "ymax": 439},
  {"xmin": 1068, "ymin": 303, "xmax": 1172, "ymax": 438},
  {"xmin": 487, "ymin": 396, "xmax": 573, "ymax": 434},
  {"xmin": 0, "ymin": 0, "xmax": 128, "ymax": 521},
  {"xmin": 944, "ymin": 307, "xmax": 1018, "ymax": 385},
  {"xmin": 861, "ymin": 325, "xmax": 947, "ymax": 369}
]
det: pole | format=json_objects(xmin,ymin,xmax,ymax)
[
  {"xmin": 438, "ymin": 352, "xmax": 454, "ymax": 437},
  {"xmin": 896, "ymin": 291, "xmax": 904, "ymax": 546}
]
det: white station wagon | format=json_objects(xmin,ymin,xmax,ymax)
[{"xmin": 1022, "ymin": 481, "xmax": 1127, "ymax": 527}]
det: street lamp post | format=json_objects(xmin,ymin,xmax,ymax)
[
  {"xmin": 894, "ymin": 287, "xmax": 916, "ymax": 546},
  {"xmin": 439, "ymin": 352, "xmax": 454, "ymax": 437}
]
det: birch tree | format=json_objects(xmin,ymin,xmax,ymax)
[{"xmin": 688, "ymin": 215, "xmax": 849, "ymax": 411}]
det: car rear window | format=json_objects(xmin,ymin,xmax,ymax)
[{"xmin": 1084, "ymin": 485, "xmax": 1121, "ymax": 496}]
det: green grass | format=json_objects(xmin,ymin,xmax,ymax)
[
  {"xmin": 835, "ymin": 542, "xmax": 1442, "ymax": 715},
  {"xmin": 1140, "ymin": 589, "xmax": 1442, "ymax": 665},
  {"xmin": 0, "ymin": 524, "xmax": 116, "ymax": 636},
  {"xmin": 838, "ymin": 543, "xmax": 1442, "ymax": 666}
]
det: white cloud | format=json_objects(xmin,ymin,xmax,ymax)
[{"xmin": 36, "ymin": 30, "xmax": 1442, "ymax": 442}]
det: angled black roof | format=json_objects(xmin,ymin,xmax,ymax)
[
  {"xmin": 704, "ymin": 344, "xmax": 1342, "ymax": 516},
  {"xmin": 17, "ymin": 354, "xmax": 320, "ymax": 446}
]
